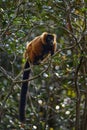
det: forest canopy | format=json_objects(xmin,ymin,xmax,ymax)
[{"xmin": 0, "ymin": 0, "xmax": 87, "ymax": 130}]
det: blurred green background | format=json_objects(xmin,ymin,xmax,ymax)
[{"xmin": 0, "ymin": 0, "xmax": 87, "ymax": 130}]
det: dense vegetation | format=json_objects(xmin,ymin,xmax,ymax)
[{"xmin": 0, "ymin": 0, "xmax": 87, "ymax": 130}]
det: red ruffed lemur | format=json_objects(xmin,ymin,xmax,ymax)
[{"xmin": 19, "ymin": 32, "xmax": 57, "ymax": 123}]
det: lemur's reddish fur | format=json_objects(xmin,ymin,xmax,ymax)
[{"xmin": 19, "ymin": 32, "xmax": 57, "ymax": 123}]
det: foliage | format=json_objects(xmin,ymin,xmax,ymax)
[{"xmin": 0, "ymin": 0, "xmax": 87, "ymax": 130}]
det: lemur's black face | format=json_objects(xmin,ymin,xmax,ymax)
[
  {"xmin": 46, "ymin": 34, "xmax": 54, "ymax": 48},
  {"xmin": 46, "ymin": 34, "xmax": 54, "ymax": 46}
]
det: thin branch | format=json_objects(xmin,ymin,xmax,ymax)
[
  {"xmin": 13, "ymin": 44, "xmax": 76, "ymax": 84},
  {"xmin": 0, "ymin": 0, "xmax": 24, "ymax": 38},
  {"xmin": 0, "ymin": 83, "xmax": 14, "ymax": 122},
  {"xmin": 13, "ymin": 59, "xmax": 51, "ymax": 84},
  {"xmin": 75, "ymin": 51, "xmax": 84, "ymax": 130},
  {"xmin": 0, "ymin": 66, "xmax": 13, "ymax": 81}
]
